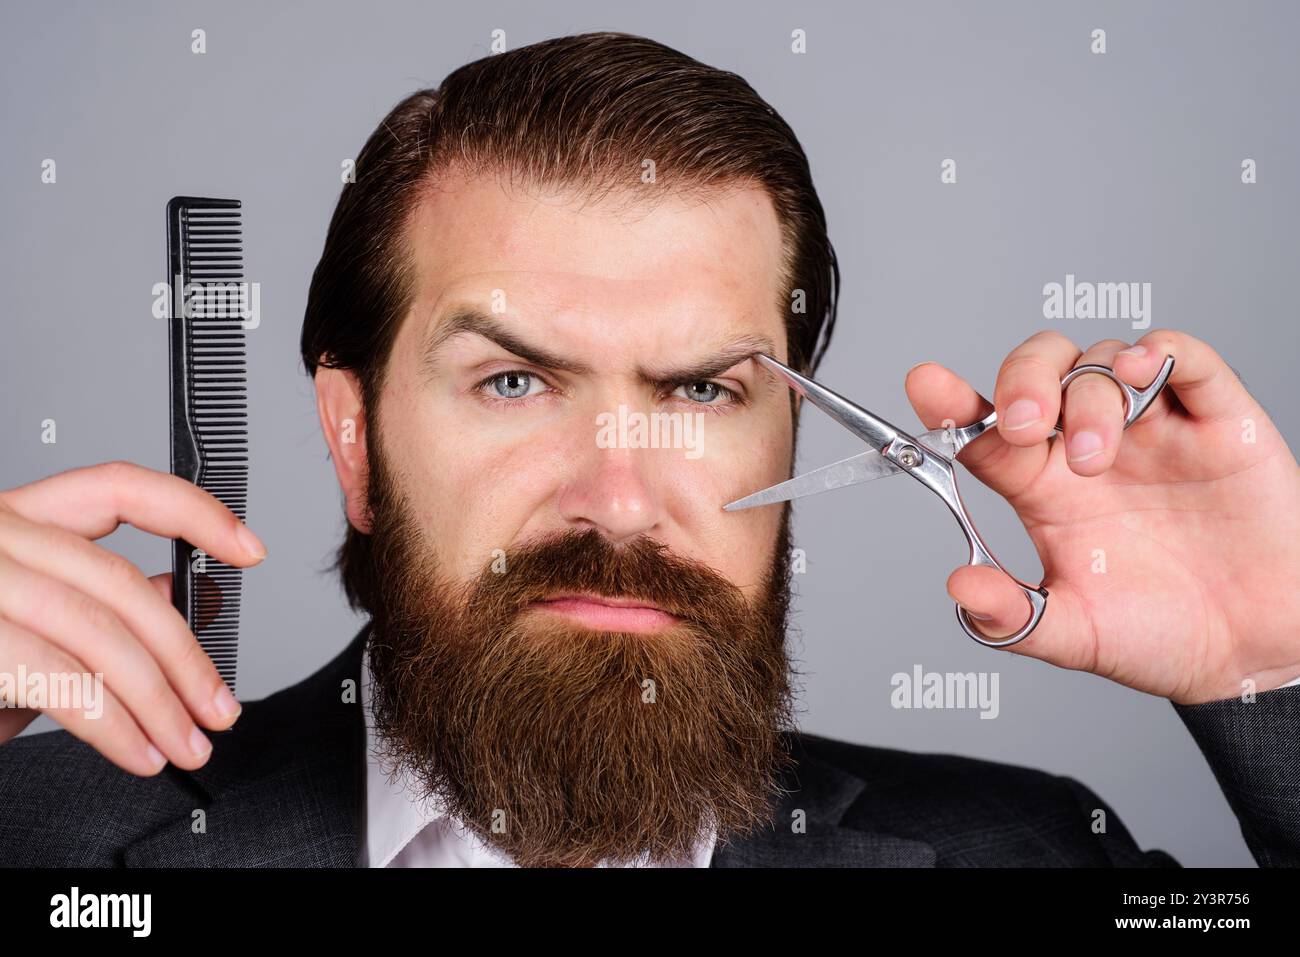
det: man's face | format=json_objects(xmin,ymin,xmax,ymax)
[
  {"xmin": 316, "ymin": 169, "xmax": 800, "ymax": 866},
  {"xmin": 372, "ymin": 170, "xmax": 794, "ymax": 598}
]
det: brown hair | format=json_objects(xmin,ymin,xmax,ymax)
[{"xmin": 300, "ymin": 31, "xmax": 839, "ymax": 611}]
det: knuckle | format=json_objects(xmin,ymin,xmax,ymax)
[
  {"xmin": 99, "ymin": 549, "xmax": 144, "ymax": 590},
  {"xmin": 1026, "ymin": 329, "xmax": 1072, "ymax": 349},
  {"xmin": 999, "ymin": 353, "xmax": 1058, "ymax": 382},
  {"xmin": 70, "ymin": 588, "xmax": 122, "ymax": 637},
  {"xmin": 1085, "ymin": 338, "xmax": 1129, "ymax": 355},
  {"xmin": 100, "ymin": 459, "xmax": 136, "ymax": 482},
  {"xmin": 99, "ymin": 460, "xmax": 140, "ymax": 506}
]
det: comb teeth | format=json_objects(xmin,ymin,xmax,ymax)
[{"xmin": 167, "ymin": 197, "xmax": 247, "ymax": 693}]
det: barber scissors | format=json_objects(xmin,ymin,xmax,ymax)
[{"xmin": 723, "ymin": 353, "xmax": 1175, "ymax": 647}]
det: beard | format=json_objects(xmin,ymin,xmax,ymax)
[{"xmin": 361, "ymin": 439, "xmax": 799, "ymax": 868}]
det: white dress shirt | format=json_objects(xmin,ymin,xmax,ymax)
[{"xmin": 360, "ymin": 641, "xmax": 717, "ymax": 867}]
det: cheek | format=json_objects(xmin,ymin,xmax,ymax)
[
  {"xmin": 666, "ymin": 409, "xmax": 792, "ymax": 598},
  {"xmin": 387, "ymin": 400, "xmax": 577, "ymax": 577}
]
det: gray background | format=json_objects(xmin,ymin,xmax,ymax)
[{"xmin": 2, "ymin": 0, "xmax": 1296, "ymax": 866}]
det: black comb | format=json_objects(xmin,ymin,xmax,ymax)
[{"xmin": 165, "ymin": 196, "xmax": 248, "ymax": 693}]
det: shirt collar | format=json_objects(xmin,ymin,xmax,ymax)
[{"xmin": 361, "ymin": 639, "xmax": 716, "ymax": 867}]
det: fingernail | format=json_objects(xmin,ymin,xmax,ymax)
[
  {"xmin": 1117, "ymin": 345, "xmax": 1147, "ymax": 358},
  {"xmin": 213, "ymin": 683, "xmax": 241, "ymax": 721},
  {"xmin": 1003, "ymin": 399, "xmax": 1041, "ymax": 430},
  {"xmin": 1068, "ymin": 430, "xmax": 1105, "ymax": 462},
  {"xmin": 236, "ymin": 523, "xmax": 267, "ymax": 560},
  {"xmin": 145, "ymin": 743, "xmax": 166, "ymax": 772},
  {"xmin": 190, "ymin": 725, "xmax": 213, "ymax": 758},
  {"xmin": 905, "ymin": 360, "xmax": 934, "ymax": 375},
  {"xmin": 967, "ymin": 610, "xmax": 995, "ymax": 621}
]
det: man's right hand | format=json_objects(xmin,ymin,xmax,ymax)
[{"xmin": 0, "ymin": 461, "xmax": 265, "ymax": 776}]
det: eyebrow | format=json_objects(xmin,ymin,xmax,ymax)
[{"xmin": 421, "ymin": 304, "xmax": 777, "ymax": 385}]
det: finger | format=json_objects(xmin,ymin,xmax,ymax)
[
  {"xmin": 0, "ymin": 618, "xmax": 169, "ymax": 777},
  {"xmin": 1060, "ymin": 339, "xmax": 1130, "ymax": 476},
  {"xmin": 0, "ymin": 515, "xmax": 241, "ymax": 731},
  {"xmin": 148, "ymin": 572, "xmax": 172, "ymax": 603},
  {"xmin": 947, "ymin": 565, "xmax": 1031, "ymax": 639},
  {"xmin": 991, "ymin": 330, "xmax": 1082, "ymax": 446},
  {"xmin": 1113, "ymin": 329, "xmax": 1257, "ymax": 423},
  {"xmin": 905, "ymin": 361, "xmax": 1046, "ymax": 500},
  {"xmin": 0, "ymin": 461, "xmax": 266, "ymax": 569},
  {"xmin": 948, "ymin": 566, "xmax": 1098, "ymax": 672},
  {"xmin": 0, "ymin": 552, "xmax": 216, "ymax": 770}
]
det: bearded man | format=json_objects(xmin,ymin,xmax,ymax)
[{"xmin": 1, "ymin": 32, "xmax": 1297, "ymax": 869}]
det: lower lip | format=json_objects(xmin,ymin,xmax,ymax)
[{"xmin": 529, "ymin": 598, "xmax": 682, "ymax": 633}]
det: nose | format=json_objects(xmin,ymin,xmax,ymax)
[{"xmin": 556, "ymin": 446, "xmax": 666, "ymax": 545}]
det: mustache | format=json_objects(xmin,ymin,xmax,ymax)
[{"xmin": 460, "ymin": 526, "xmax": 751, "ymax": 626}]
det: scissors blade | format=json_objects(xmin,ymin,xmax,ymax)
[
  {"xmin": 722, "ymin": 448, "xmax": 903, "ymax": 511},
  {"xmin": 753, "ymin": 353, "xmax": 902, "ymax": 453}
]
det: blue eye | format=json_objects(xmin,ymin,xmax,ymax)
[
  {"xmin": 674, "ymin": 381, "xmax": 735, "ymax": 404},
  {"xmin": 485, "ymin": 371, "xmax": 541, "ymax": 399}
]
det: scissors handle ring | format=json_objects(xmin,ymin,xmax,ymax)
[
  {"xmin": 956, "ymin": 587, "xmax": 1049, "ymax": 648},
  {"xmin": 1053, "ymin": 357, "xmax": 1175, "ymax": 432}
]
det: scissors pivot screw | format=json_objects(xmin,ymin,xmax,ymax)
[{"xmin": 895, "ymin": 445, "xmax": 923, "ymax": 469}]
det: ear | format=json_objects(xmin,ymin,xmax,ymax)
[{"xmin": 314, "ymin": 367, "xmax": 373, "ymax": 533}]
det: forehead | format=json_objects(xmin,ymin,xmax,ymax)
[{"xmin": 401, "ymin": 169, "xmax": 788, "ymax": 333}]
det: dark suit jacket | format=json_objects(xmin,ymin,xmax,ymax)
[{"xmin": 1, "ymin": 623, "xmax": 1296, "ymax": 867}]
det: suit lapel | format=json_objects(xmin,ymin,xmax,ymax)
[
  {"xmin": 124, "ymin": 627, "xmax": 370, "ymax": 867},
  {"xmin": 710, "ymin": 742, "xmax": 935, "ymax": 868}
]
